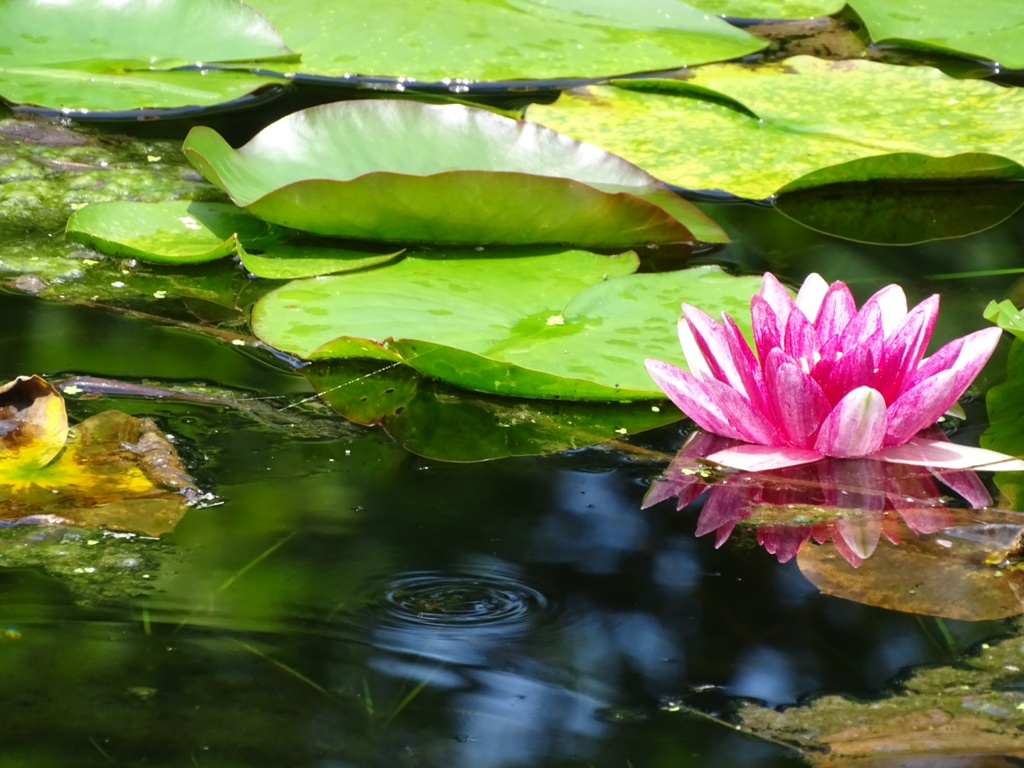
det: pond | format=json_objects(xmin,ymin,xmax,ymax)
[
  {"xmin": 4, "ymin": 1, "xmax": 1024, "ymax": 765},
  {"xmin": 0, "ymin": 190, "xmax": 1022, "ymax": 766}
]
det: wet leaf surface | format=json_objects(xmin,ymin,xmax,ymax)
[
  {"xmin": 66, "ymin": 201, "xmax": 404, "ymax": 275},
  {"xmin": 254, "ymin": 255, "xmax": 763, "ymax": 400},
  {"xmin": 183, "ymin": 100, "xmax": 726, "ymax": 247},
  {"xmin": 305, "ymin": 359, "xmax": 680, "ymax": 461},
  {"xmin": 0, "ymin": 0, "xmax": 293, "ymax": 110},
  {"xmin": 530, "ymin": 58, "xmax": 1024, "ymax": 199},
  {"xmin": 246, "ymin": 0, "xmax": 764, "ymax": 82}
]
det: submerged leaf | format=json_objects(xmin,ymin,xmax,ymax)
[
  {"xmin": 798, "ymin": 512, "xmax": 1024, "ymax": 621},
  {"xmin": 305, "ymin": 359, "xmax": 679, "ymax": 461},
  {"xmin": 253, "ymin": 254, "xmax": 763, "ymax": 400},
  {"xmin": 183, "ymin": 100, "xmax": 726, "ymax": 247}
]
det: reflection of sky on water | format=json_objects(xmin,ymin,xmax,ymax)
[{"xmin": 362, "ymin": 465, "xmax": 1001, "ymax": 768}]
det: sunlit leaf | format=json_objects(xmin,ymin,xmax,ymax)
[
  {"xmin": 985, "ymin": 300, "xmax": 1024, "ymax": 343},
  {"xmin": 253, "ymin": 253, "xmax": 763, "ymax": 401},
  {"xmin": 0, "ymin": 0, "xmax": 293, "ymax": 110},
  {"xmin": 850, "ymin": 0, "xmax": 1024, "ymax": 69},
  {"xmin": 183, "ymin": 100, "xmax": 726, "ymax": 247},
  {"xmin": 305, "ymin": 359, "xmax": 679, "ymax": 461},
  {"xmin": 798, "ymin": 512, "xmax": 1024, "ymax": 620},
  {"xmin": 529, "ymin": 57, "xmax": 1024, "ymax": 200},
  {"xmin": 687, "ymin": 0, "xmax": 844, "ymax": 16},
  {"xmin": 66, "ymin": 201, "xmax": 403, "ymax": 275},
  {"xmin": 246, "ymin": 0, "xmax": 764, "ymax": 82}
]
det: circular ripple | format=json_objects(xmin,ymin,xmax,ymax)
[{"xmin": 380, "ymin": 571, "xmax": 552, "ymax": 631}]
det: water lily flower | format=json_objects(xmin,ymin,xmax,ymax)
[
  {"xmin": 646, "ymin": 273, "xmax": 1024, "ymax": 473},
  {"xmin": 643, "ymin": 428, "xmax": 991, "ymax": 567}
]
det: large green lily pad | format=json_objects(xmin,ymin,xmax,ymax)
[
  {"xmin": 982, "ymin": 337, "xmax": 1024, "ymax": 509},
  {"xmin": 850, "ymin": 0, "xmax": 1024, "ymax": 69},
  {"xmin": 0, "ymin": 0, "xmax": 293, "ymax": 111},
  {"xmin": 246, "ymin": 0, "xmax": 764, "ymax": 82},
  {"xmin": 65, "ymin": 201, "xmax": 402, "ymax": 276},
  {"xmin": 305, "ymin": 359, "xmax": 679, "ymax": 461},
  {"xmin": 688, "ymin": 0, "xmax": 844, "ymax": 16},
  {"xmin": 183, "ymin": 100, "xmax": 725, "ymax": 247},
  {"xmin": 252, "ymin": 252, "xmax": 763, "ymax": 400},
  {"xmin": 529, "ymin": 57, "xmax": 1024, "ymax": 200}
]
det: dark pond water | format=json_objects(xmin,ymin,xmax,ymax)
[{"xmin": 1, "ymin": 198, "xmax": 1022, "ymax": 767}]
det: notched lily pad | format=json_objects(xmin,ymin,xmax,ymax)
[
  {"xmin": 183, "ymin": 100, "xmax": 726, "ymax": 248},
  {"xmin": 66, "ymin": 201, "xmax": 403, "ymax": 275},
  {"xmin": 0, "ymin": 376, "xmax": 199, "ymax": 537},
  {"xmin": 253, "ymin": 253, "xmax": 763, "ymax": 401},
  {"xmin": 304, "ymin": 359, "xmax": 679, "ymax": 461}
]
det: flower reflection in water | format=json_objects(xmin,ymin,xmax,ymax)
[{"xmin": 645, "ymin": 428, "xmax": 998, "ymax": 567}]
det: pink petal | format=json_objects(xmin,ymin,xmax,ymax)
[
  {"xmin": 721, "ymin": 314, "xmax": 771, "ymax": 415},
  {"xmin": 907, "ymin": 326, "xmax": 1001, "ymax": 395},
  {"xmin": 681, "ymin": 305, "xmax": 760, "ymax": 403},
  {"xmin": 813, "ymin": 280, "xmax": 857, "ymax": 339},
  {"xmin": 751, "ymin": 295, "xmax": 782, "ymax": 364},
  {"xmin": 814, "ymin": 386, "xmax": 887, "ymax": 457},
  {"xmin": 874, "ymin": 295, "xmax": 938, "ymax": 401},
  {"xmin": 861, "ymin": 283, "xmax": 908, "ymax": 337},
  {"xmin": 822, "ymin": 329, "xmax": 882, "ymax": 404},
  {"xmin": 757, "ymin": 526, "xmax": 813, "ymax": 563},
  {"xmin": 706, "ymin": 444, "xmax": 823, "ymax": 471},
  {"xmin": 875, "ymin": 437, "xmax": 1024, "ymax": 472},
  {"xmin": 645, "ymin": 359, "xmax": 780, "ymax": 444},
  {"xmin": 795, "ymin": 273, "xmax": 829, "ymax": 324},
  {"xmin": 839, "ymin": 301, "xmax": 883, "ymax": 349},
  {"xmin": 677, "ymin": 308, "xmax": 714, "ymax": 381},
  {"xmin": 883, "ymin": 369, "xmax": 958, "ymax": 446},
  {"xmin": 695, "ymin": 483, "xmax": 755, "ymax": 540},
  {"xmin": 818, "ymin": 458, "xmax": 885, "ymax": 512},
  {"xmin": 759, "ymin": 272, "xmax": 796, "ymax": 322},
  {"xmin": 783, "ymin": 300, "xmax": 822, "ymax": 364},
  {"xmin": 763, "ymin": 350, "xmax": 829, "ymax": 447}
]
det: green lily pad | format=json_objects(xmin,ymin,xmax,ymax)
[
  {"xmin": 246, "ymin": 0, "xmax": 764, "ymax": 82},
  {"xmin": 65, "ymin": 201, "xmax": 403, "ymax": 276},
  {"xmin": 850, "ymin": 0, "xmax": 1024, "ymax": 69},
  {"xmin": 688, "ymin": 0, "xmax": 844, "ymax": 16},
  {"xmin": 0, "ymin": 0, "xmax": 294, "ymax": 111},
  {"xmin": 183, "ymin": 100, "xmax": 725, "ymax": 247},
  {"xmin": 252, "ymin": 251, "xmax": 763, "ymax": 400},
  {"xmin": 304, "ymin": 359, "xmax": 680, "ymax": 461},
  {"xmin": 529, "ymin": 57, "xmax": 1024, "ymax": 200}
]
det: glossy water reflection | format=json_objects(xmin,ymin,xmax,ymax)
[{"xmin": 1, "ymin": 203, "xmax": 1023, "ymax": 766}]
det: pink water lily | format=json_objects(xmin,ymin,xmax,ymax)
[{"xmin": 646, "ymin": 272, "xmax": 1023, "ymax": 473}]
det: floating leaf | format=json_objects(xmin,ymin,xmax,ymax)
[
  {"xmin": 0, "ymin": 0, "xmax": 294, "ymax": 110},
  {"xmin": 529, "ymin": 57, "xmax": 1024, "ymax": 200},
  {"xmin": 66, "ymin": 201, "xmax": 402, "ymax": 275},
  {"xmin": 253, "ymin": 252, "xmax": 763, "ymax": 400},
  {"xmin": 0, "ymin": 375, "xmax": 69, "ymax": 477},
  {"xmin": 183, "ymin": 100, "xmax": 726, "ymax": 247},
  {"xmin": 246, "ymin": 0, "xmax": 764, "ymax": 82},
  {"xmin": 850, "ymin": 0, "xmax": 1024, "ymax": 69},
  {"xmin": 985, "ymin": 300, "xmax": 1024, "ymax": 343},
  {"xmin": 687, "ymin": 0, "xmax": 845, "ymax": 16},
  {"xmin": 798, "ymin": 513, "xmax": 1024, "ymax": 621},
  {"xmin": 304, "ymin": 359, "xmax": 679, "ymax": 461}
]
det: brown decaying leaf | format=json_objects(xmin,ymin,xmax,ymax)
[{"xmin": 798, "ymin": 513, "xmax": 1024, "ymax": 621}]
